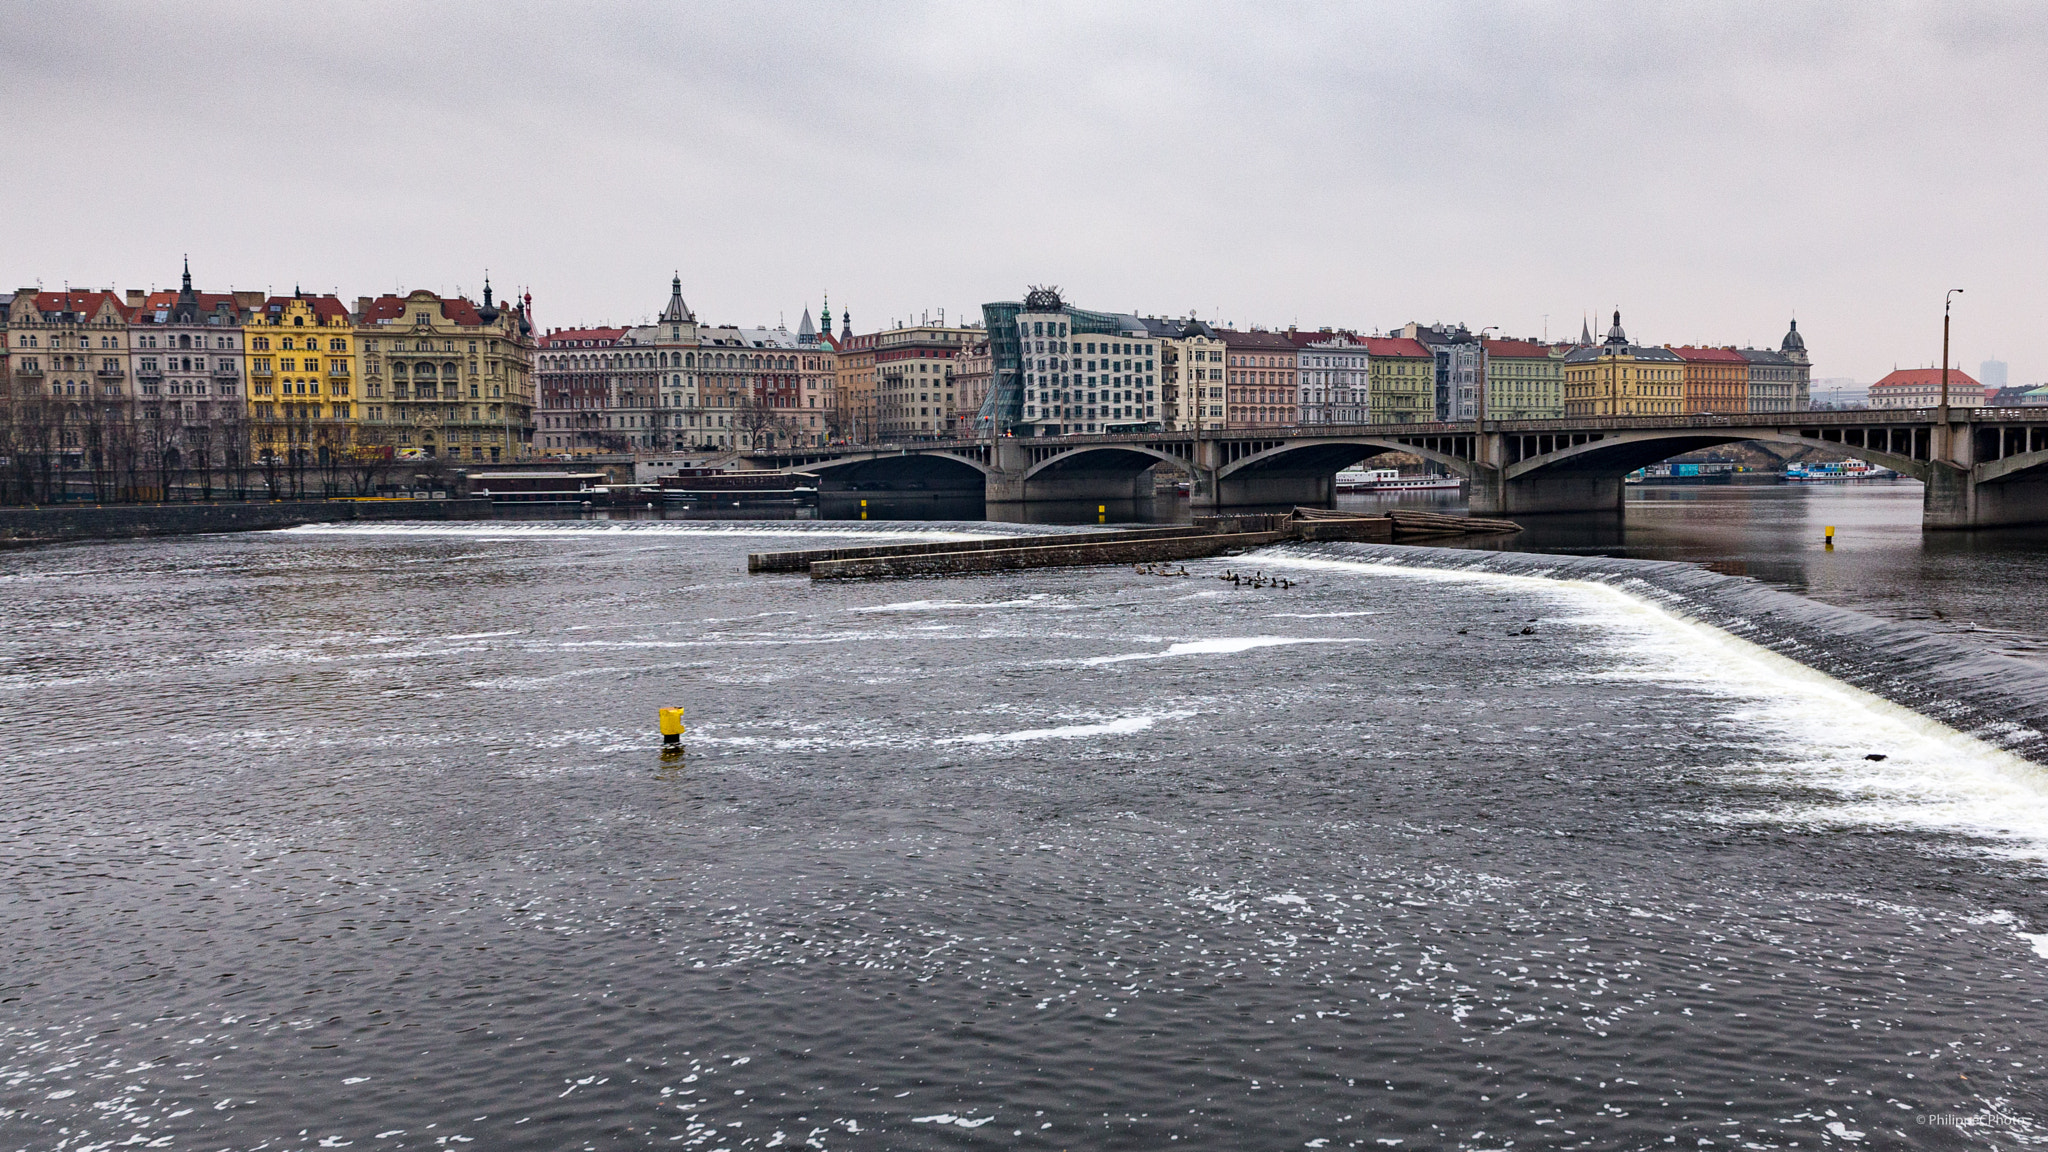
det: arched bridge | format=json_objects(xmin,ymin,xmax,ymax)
[{"xmin": 743, "ymin": 409, "xmax": 2048, "ymax": 528}]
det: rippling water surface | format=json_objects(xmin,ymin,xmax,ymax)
[{"xmin": 4, "ymin": 521, "xmax": 2048, "ymax": 1150}]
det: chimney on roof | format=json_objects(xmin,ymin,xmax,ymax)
[
  {"xmin": 126, "ymin": 289, "xmax": 144, "ymax": 307},
  {"xmin": 357, "ymin": 297, "xmax": 373, "ymax": 317}
]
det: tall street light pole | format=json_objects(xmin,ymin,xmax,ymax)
[
  {"xmin": 1475, "ymin": 326, "xmax": 1498, "ymax": 431},
  {"xmin": 1941, "ymin": 288, "xmax": 1963, "ymax": 411}
]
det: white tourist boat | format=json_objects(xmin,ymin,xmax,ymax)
[
  {"xmin": 1785, "ymin": 458, "xmax": 1897, "ymax": 481},
  {"xmin": 1334, "ymin": 467, "xmax": 1464, "ymax": 492}
]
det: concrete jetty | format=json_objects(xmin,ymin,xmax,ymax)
[{"xmin": 751, "ymin": 509, "xmax": 1518, "ymax": 579}]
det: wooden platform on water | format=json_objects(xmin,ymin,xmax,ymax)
[{"xmin": 747, "ymin": 509, "xmax": 1520, "ymax": 580}]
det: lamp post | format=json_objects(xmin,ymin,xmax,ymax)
[
  {"xmin": 1475, "ymin": 326, "xmax": 1498, "ymax": 430},
  {"xmin": 1940, "ymin": 288, "xmax": 1963, "ymax": 412}
]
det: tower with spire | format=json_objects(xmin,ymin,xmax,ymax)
[
  {"xmin": 659, "ymin": 273, "xmax": 695, "ymax": 327},
  {"xmin": 171, "ymin": 255, "xmax": 199, "ymax": 323},
  {"xmin": 476, "ymin": 273, "xmax": 500, "ymax": 324}
]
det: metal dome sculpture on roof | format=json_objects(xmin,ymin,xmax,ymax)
[
  {"xmin": 1023, "ymin": 285, "xmax": 1064, "ymax": 311},
  {"xmin": 1781, "ymin": 318, "xmax": 1805, "ymax": 354},
  {"xmin": 476, "ymin": 276, "xmax": 500, "ymax": 325}
]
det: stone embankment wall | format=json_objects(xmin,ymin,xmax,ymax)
[{"xmin": 0, "ymin": 499, "xmax": 493, "ymax": 545}]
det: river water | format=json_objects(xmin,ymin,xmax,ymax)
[{"xmin": 4, "ymin": 503, "xmax": 2048, "ymax": 1150}]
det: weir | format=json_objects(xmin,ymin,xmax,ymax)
[{"xmin": 744, "ymin": 409, "xmax": 2048, "ymax": 529}]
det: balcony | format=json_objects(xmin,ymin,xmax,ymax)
[
  {"xmin": 15, "ymin": 363, "xmax": 43, "ymax": 376},
  {"xmin": 213, "ymin": 365, "xmax": 241, "ymax": 379},
  {"xmin": 96, "ymin": 365, "xmax": 125, "ymax": 379}
]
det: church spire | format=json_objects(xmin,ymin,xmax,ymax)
[{"xmin": 1578, "ymin": 313, "xmax": 1591, "ymax": 345}]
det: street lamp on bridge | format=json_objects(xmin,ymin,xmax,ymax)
[{"xmin": 1941, "ymin": 288, "xmax": 1964, "ymax": 412}]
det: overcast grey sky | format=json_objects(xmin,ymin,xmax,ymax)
[{"xmin": 4, "ymin": 2, "xmax": 2043, "ymax": 384}]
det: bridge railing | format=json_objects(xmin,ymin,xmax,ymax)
[{"xmin": 742, "ymin": 408, "xmax": 2045, "ymax": 462}]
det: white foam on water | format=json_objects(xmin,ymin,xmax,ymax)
[
  {"xmin": 1264, "ymin": 553, "xmax": 2048, "ymax": 863},
  {"xmin": 276, "ymin": 521, "xmax": 996, "ymax": 541},
  {"xmin": 1266, "ymin": 610, "xmax": 1380, "ymax": 618},
  {"xmin": 1079, "ymin": 636, "xmax": 1365, "ymax": 666},
  {"xmin": 443, "ymin": 630, "xmax": 526, "ymax": 640},
  {"xmin": 941, "ymin": 709, "xmax": 1197, "ymax": 745},
  {"xmin": 852, "ymin": 595, "xmax": 1058, "ymax": 613}
]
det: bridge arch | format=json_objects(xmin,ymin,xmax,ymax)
[
  {"xmin": 1504, "ymin": 429, "xmax": 1929, "ymax": 483},
  {"xmin": 1977, "ymin": 447, "xmax": 2048, "ymax": 485},
  {"xmin": 1020, "ymin": 443, "xmax": 1192, "ymax": 484},
  {"xmin": 795, "ymin": 449, "xmax": 991, "ymax": 492},
  {"xmin": 1213, "ymin": 437, "xmax": 1474, "ymax": 482}
]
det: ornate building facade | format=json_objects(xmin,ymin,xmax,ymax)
[
  {"xmin": 129, "ymin": 263, "xmax": 255, "ymax": 491},
  {"xmin": 1563, "ymin": 312, "xmax": 1683, "ymax": 417},
  {"xmin": 356, "ymin": 285, "xmax": 535, "ymax": 463}
]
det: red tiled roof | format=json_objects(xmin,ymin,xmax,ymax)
[
  {"xmin": 358, "ymin": 292, "xmax": 491, "ymax": 326},
  {"xmin": 1873, "ymin": 368, "xmax": 1982, "ymax": 389},
  {"xmin": 1361, "ymin": 337, "xmax": 1433, "ymax": 358},
  {"xmin": 261, "ymin": 294, "xmax": 351, "ymax": 320},
  {"xmin": 1481, "ymin": 338, "xmax": 1556, "ymax": 358},
  {"xmin": 1217, "ymin": 329, "xmax": 1300, "ymax": 351},
  {"xmin": 540, "ymin": 327, "xmax": 626, "ymax": 348},
  {"xmin": 33, "ymin": 290, "xmax": 133, "ymax": 320},
  {"xmin": 138, "ymin": 290, "xmax": 243, "ymax": 314},
  {"xmin": 1669, "ymin": 346, "xmax": 1749, "ymax": 363}
]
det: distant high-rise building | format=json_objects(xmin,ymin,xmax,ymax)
[
  {"xmin": 986, "ymin": 288, "xmax": 1162, "ymax": 437},
  {"xmin": 1980, "ymin": 358, "xmax": 2009, "ymax": 389}
]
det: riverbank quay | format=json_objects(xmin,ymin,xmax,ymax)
[{"xmin": 0, "ymin": 498, "xmax": 493, "ymax": 545}]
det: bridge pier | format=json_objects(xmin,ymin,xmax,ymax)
[
  {"xmin": 1189, "ymin": 469, "xmax": 1331, "ymax": 511},
  {"xmin": 1470, "ymin": 466, "xmax": 1626, "ymax": 517},
  {"xmin": 1923, "ymin": 462, "xmax": 2048, "ymax": 530}
]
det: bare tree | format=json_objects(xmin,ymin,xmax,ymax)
[
  {"xmin": 221, "ymin": 416, "xmax": 253, "ymax": 501},
  {"xmin": 256, "ymin": 415, "xmax": 285, "ymax": 499},
  {"xmin": 315, "ymin": 424, "xmax": 350, "ymax": 497},
  {"xmin": 147, "ymin": 406, "xmax": 182, "ymax": 502},
  {"xmin": 284, "ymin": 413, "xmax": 312, "ymax": 499},
  {"xmin": 345, "ymin": 429, "xmax": 392, "ymax": 496},
  {"xmin": 187, "ymin": 419, "xmax": 215, "ymax": 502}
]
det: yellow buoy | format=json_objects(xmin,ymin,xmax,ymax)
[{"xmin": 658, "ymin": 706, "xmax": 686, "ymax": 746}]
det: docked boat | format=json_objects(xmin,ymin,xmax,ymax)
[
  {"xmin": 468, "ymin": 471, "xmax": 609, "ymax": 504},
  {"xmin": 1785, "ymin": 459, "xmax": 1897, "ymax": 481},
  {"xmin": 660, "ymin": 469, "xmax": 820, "ymax": 504},
  {"xmin": 1334, "ymin": 467, "xmax": 1464, "ymax": 492}
]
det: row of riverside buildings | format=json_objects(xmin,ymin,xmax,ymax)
[
  {"xmin": 2, "ymin": 268, "xmax": 1831, "ymax": 493},
  {"xmin": 530, "ymin": 282, "xmax": 1820, "ymax": 458},
  {"xmin": 1, "ymin": 265, "xmax": 539, "ymax": 499}
]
